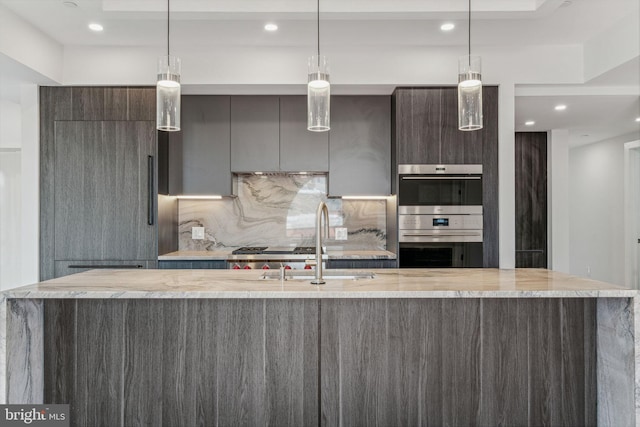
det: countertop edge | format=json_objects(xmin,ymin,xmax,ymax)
[{"xmin": 3, "ymin": 290, "xmax": 637, "ymax": 299}]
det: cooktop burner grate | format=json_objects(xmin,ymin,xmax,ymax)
[{"xmin": 232, "ymin": 247, "xmax": 268, "ymax": 255}]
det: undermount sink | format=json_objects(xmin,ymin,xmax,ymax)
[{"xmin": 260, "ymin": 269, "xmax": 376, "ymax": 281}]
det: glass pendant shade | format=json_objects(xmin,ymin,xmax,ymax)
[
  {"xmin": 307, "ymin": 55, "xmax": 330, "ymax": 132},
  {"xmin": 157, "ymin": 55, "xmax": 181, "ymax": 132},
  {"xmin": 458, "ymin": 55, "xmax": 483, "ymax": 131}
]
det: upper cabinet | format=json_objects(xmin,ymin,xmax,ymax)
[
  {"xmin": 230, "ymin": 96, "xmax": 280, "ymax": 172},
  {"xmin": 329, "ymin": 96, "xmax": 391, "ymax": 196},
  {"xmin": 230, "ymin": 96, "xmax": 329, "ymax": 173},
  {"xmin": 393, "ymin": 87, "xmax": 487, "ymax": 165},
  {"xmin": 177, "ymin": 95, "xmax": 232, "ymax": 195},
  {"xmin": 279, "ymin": 96, "xmax": 329, "ymax": 172}
]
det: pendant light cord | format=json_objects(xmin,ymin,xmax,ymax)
[
  {"xmin": 317, "ymin": 0, "xmax": 320, "ymax": 66},
  {"xmin": 167, "ymin": 0, "xmax": 170, "ymax": 57},
  {"xmin": 468, "ymin": 0, "xmax": 471, "ymax": 64}
]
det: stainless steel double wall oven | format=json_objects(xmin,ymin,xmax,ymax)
[{"xmin": 398, "ymin": 164, "xmax": 483, "ymax": 267}]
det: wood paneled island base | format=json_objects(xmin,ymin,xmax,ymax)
[{"xmin": 2, "ymin": 269, "xmax": 638, "ymax": 427}]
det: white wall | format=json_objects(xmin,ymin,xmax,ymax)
[
  {"xmin": 0, "ymin": 151, "xmax": 21, "ymax": 290},
  {"xmin": 568, "ymin": 133, "xmax": 637, "ymax": 285}
]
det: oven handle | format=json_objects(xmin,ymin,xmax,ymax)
[
  {"xmin": 402, "ymin": 232, "xmax": 482, "ymax": 237},
  {"xmin": 401, "ymin": 176, "xmax": 481, "ymax": 180}
]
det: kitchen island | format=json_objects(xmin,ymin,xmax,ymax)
[{"xmin": 2, "ymin": 268, "xmax": 638, "ymax": 427}]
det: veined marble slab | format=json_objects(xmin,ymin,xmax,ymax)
[
  {"xmin": 1, "ymin": 269, "xmax": 636, "ymax": 300},
  {"xmin": 178, "ymin": 175, "xmax": 387, "ymax": 251}
]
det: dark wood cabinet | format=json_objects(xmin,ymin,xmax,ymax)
[
  {"xmin": 515, "ymin": 132, "xmax": 548, "ymax": 268},
  {"xmin": 392, "ymin": 86, "xmax": 499, "ymax": 267},
  {"xmin": 329, "ymin": 96, "xmax": 391, "ymax": 196},
  {"xmin": 40, "ymin": 86, "xmax": 159, "ymax": 280},
  {"xmin": 178, "ymin": 96, "xmax": 232, "ymax": 195},
  {"xmin": 394, "ymin": 87, "xmax": 488, "ymax": 165},
  {"xmin": 395, "ymin": 88, "xmax": 440, "ymax": 164}
]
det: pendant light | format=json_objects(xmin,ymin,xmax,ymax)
[
  {"xmin": 157, "ymin": 0, "xmax": 181, "ymax": 132},
  {"xmin": 307, "ymin": 0, "xmax": 330, "ymax": 132},
  {"xmin": 458, "ymin": 0, "xmax": 483, "ymax": 131}
]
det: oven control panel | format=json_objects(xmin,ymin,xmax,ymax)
[{"xmin": 399, "ymin": 214, "xmax": 483, "ymax": 230}]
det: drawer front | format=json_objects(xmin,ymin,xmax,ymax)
[{"xmin": 54, "ymin": 260, "xmax": 157, "ymax": 278}]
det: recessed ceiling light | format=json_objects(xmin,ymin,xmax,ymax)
[
  {"xmin": 440, "ymin": 23, "xmax": 455, "ymax": 31},
  {"xmin": 525, "ymin": 121, "xmax": 535, "ymax": 126},
  {"xmin": 264, "ymin": 23, "xmax": 278, "ymax": 32},
  {"xmin": 554, "ymin": 104, "xmax": 567, "ymax": 111},
  {"xmin": 560, "ymin": 0, "xmax": 573, "ymax": 7},
  {"xmin": 62, "ymin": 1, "xmax": 78, "ymax": 7},
  {"xmin": 88, "ymin": 23, "xmax": 104, "ymax": 32},
  {"xmin": 635, "ymin": 117, "xmax": 640, "ymax": 122},
  {"xmin": 581, "ymin": 134, "xmax": 590, "ymax": 137}
]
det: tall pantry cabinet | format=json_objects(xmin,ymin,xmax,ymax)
[{"xmin": 40, "ymin": 87, "xmax": 158, "ymax": 280}]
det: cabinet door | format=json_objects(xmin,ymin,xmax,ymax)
[
  {"xmin": 54, "ymin": 121, "xmax": 157, "ymax": 261},
  {"xmin": 54, "ymin": 260, "xmax": 157, "ymax": 278},
  {"xmin": 230, "ymin": 96, "xmax": 280, "ymax": 172},
  {"xmin": 440, "ymin": 86, "xmax": 484, "ymax": 164},
  {"xmin": 395, "ymin": 88, "xmax": 440, "ymax": 164},
  {"xmin": 329, "ymin": 96, "xmax": 391, "ymax": 196},
  {"xmin": 515, "ymin": 132, "xmax": 547, "ymax": 268},
  {"xmin": 181, "ymin": 96, "xmax": 232, "ymax": 195},
  {"xmin": 279, "ymin": 96, "xmax": 329, "ymax": 172}
]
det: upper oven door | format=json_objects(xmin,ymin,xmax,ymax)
[{"xmin": 399, "ymin": 168, "xmax": 482, "ymax": 212}]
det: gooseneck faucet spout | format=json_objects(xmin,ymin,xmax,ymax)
[{"xmin": 311, "ymin": 201, "xmax": 329, "ymax": 285}]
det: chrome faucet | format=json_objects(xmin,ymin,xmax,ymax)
[{"xmin": 311, "ymin": 201, "xmax": 329, "ymax": 285}]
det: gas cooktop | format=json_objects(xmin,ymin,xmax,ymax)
[{"xmin": 232, "ymin": 246, "xmax": 317, "ymax": 255}]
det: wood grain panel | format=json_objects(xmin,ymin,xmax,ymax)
[
  {"xmin": 387, "ymin": 299, "xmax": 443, "ymax": 426},
  {"xmin": 440, "ymin": 87, "xmax": 466, "ymax": 164},
  {"xmin": 40, "ymin": 298, "xmax": 598, "ymax": 426},
  {"xmin": 104, "ymin": 87, "xmax": 128, "ymax": 120},
  {"xmin": 515, "ymin": 131, "xmax": 548, "ymax": 267},
  {"xmin": 44, "ymin": 300, "xmax": 76, "ymax": 405},
  {"xmin": 74, "ymin": 300, "xmax": 124, "ymax": 427},
  {"xmin": 410, "ymin": 89, "xmax": 441, "ymax": 164},
  {"xmin": 163, "ymin": 300, "xmax": 198, "ymax": 426},
  {"xmin": 478, "ymin": 299, "xmax": 528, "ymax": 426},
  {"xmin": 264, "ymin": 299, "xmax": 319, "ymax": 426},
  {"xmin": 482, "ymin": 86, "xmax": 499, "ymax": 267},
  {"xmin": 40, "ymin": 87, "xmax": 72, "ymax": 280},
  {"xmin": 321, "ymin": 299, "xmax": 390, "ymax": 426},
  {"xmin": 215, "ymin": 299, "xmax": 267, "ymax": 425},
  {"xmin": 128, "ymin": 88, "xmax": 156, "ymax": 121},
  {"xmin": 71, "ymin": 87, "xmax": 105, "ymax": 120},
  {"xmin": 441, "ymin": 299, "xmax": 482, "ymax": 425},
  {"xmin": 123, "ymin": 300, "xmax": 164, "ymax": 426},
  {"xmin": 194, "ymin": 300, "xmax": 218, "ymax": 425},
  {"xmin": 528, "ymin": 298, "xmax": 563, "ymax": 426}
]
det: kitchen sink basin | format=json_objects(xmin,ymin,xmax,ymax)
[{"xmin": 260, "ymin": 269, "xmax": 376, "ymax": 281}]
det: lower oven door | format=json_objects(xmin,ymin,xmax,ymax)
[{"xmin": 399, "ymin": 242, "xmax": 483, "ymax": 268}]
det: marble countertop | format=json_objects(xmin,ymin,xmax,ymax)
[
  {"xmin": 158, "ymin": 249, "xmax": 397, "ymax": 261},
  {"xmin": 2, "ymin": 268, "xmax": 636, "ymax": 299}
]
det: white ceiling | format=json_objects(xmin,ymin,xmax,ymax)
[{"xmin": 0, "ymin": 0, "xmax": 638, "ymax": 146}]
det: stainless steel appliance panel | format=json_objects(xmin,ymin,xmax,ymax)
[
  {"xmin": 398, "ymin": 164, "xmax": 482, "ymax": 175},
  {"xmin": 399, "ymin": 229, "xmax": 483, "ymax": 243},
  {"xmin": 399, "ymin": 214, "xmax": 483, "ymax": 230}
]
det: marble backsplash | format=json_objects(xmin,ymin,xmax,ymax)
[{"xmin": 178, "ymin": 174, "xmax": 387, "ymax": 251}]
